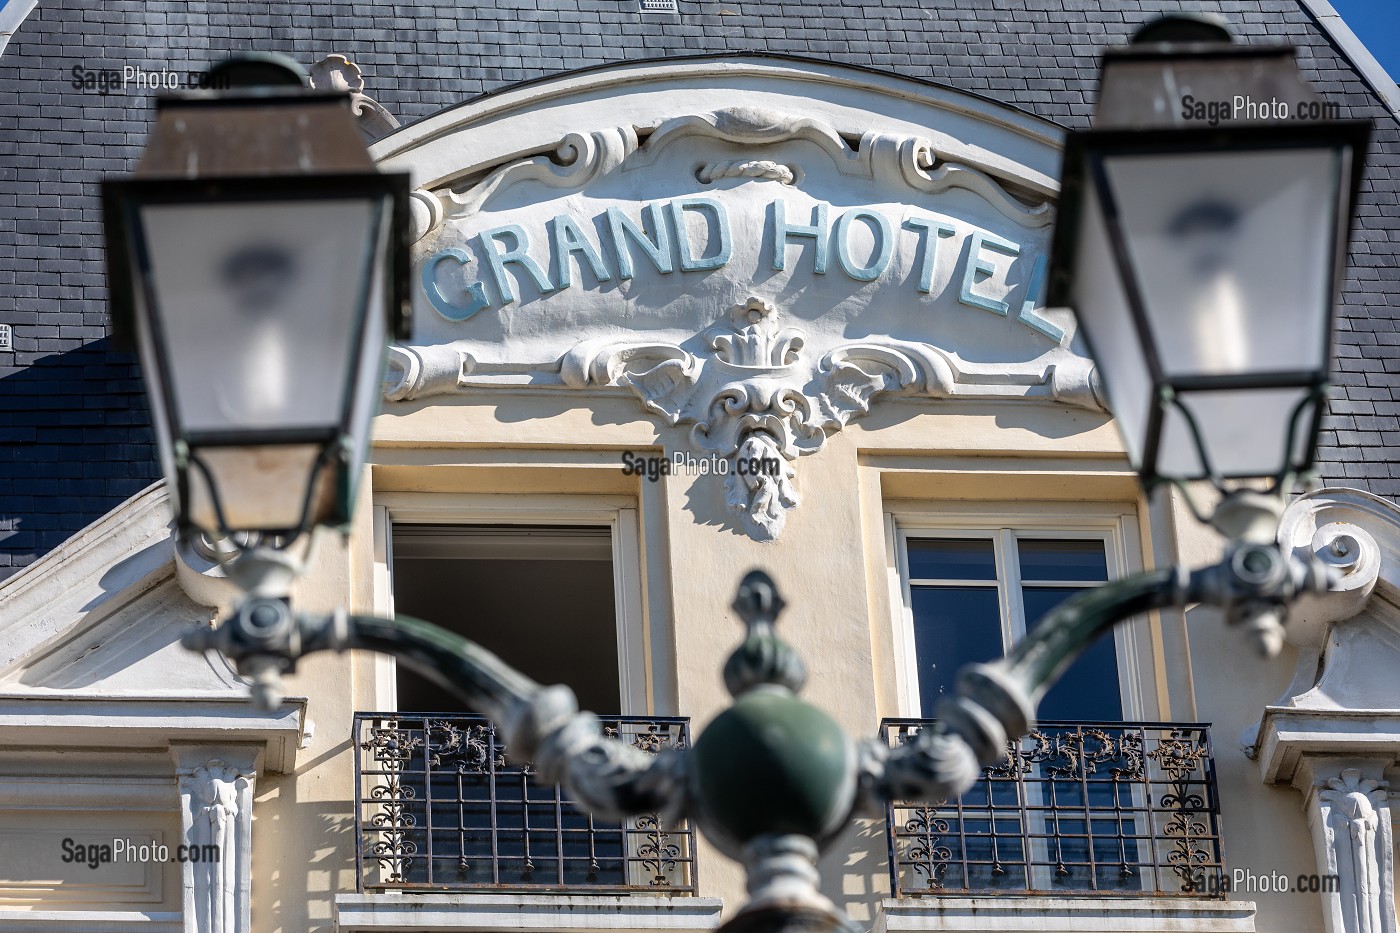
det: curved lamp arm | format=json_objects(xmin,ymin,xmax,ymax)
[
  {"xmin": 185, "ymin": 539, "xmax": 1332, "ymax": 831},
  {"xmin": 863, "ymin": 540, "xmax": 1332, "ymax": 811},
  {"xmin": 184, "ymin": 606, "xmax": 689, "ymax": 823}
]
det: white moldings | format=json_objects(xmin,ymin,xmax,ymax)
[
  {"xmin": 0, "ymin": 911, "xmax": 181, "ymax": 932},
  {"xmin": 333, "ymin": 893, "xmax": 725, "ymax": 932},
  {"xmin": 874, "ymin": 896, "xmax": 1256, "ymax": 932},
  {"xmin": 1249, "ymin": 492, "xmax": 1400, "ymax": 932},
  {"xmin": 0, "ymin": 0, "xmax": 37, "ymax": 59},
  {"xmin": 418, "ymin": 107, "xmax": 1049, "ymax": 244},
  {"xmin": 174, "ymin": 747, "xmax": 258, "ymax": 933},
  {"xmin": 1250, "ymin": 489, "xmax": 1400, "ymax": 778},
  {"xmin": 1276, "ymin": 489, "xmax": 1391, "ymax": 649},
  {"xmin": 4, "ymin": 579, "xmax": 237, "ymax": 695},
  {"xmin": 0, "ymin": 485, "xmax": 304, "ymax": 772},
  {"xmin": 434, "ymin": 126, "xmax": 639, "ymax": 238},
  {"xmin": 1299, "ymin": 759, "xmax": 1398, "ymax": 933},
  {"xmin": 0, "ymin": 696, "xmax": 303, "ymax": 773},
  {"xmin": 383, "ymin": 343, "xmax": 473, "ymax": 401},
  {"xmin": 371, "ymin": 58, "xmax": 1064, "ymax": 199},
  {"xmin": 0, "ymin": 775, "xmax": 174, "ymax": 811},
  {"xmin": 697, "ymin": 159, "xmax": 796, "ymax": 185}
]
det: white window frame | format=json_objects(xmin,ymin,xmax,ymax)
[
  {"xmin": 371, "ymin": 492, "xmax": 654, "ymax": 716},
  {"xmin": 885, "ymin": 500, "xmax": 1156, "ymax": 723}
]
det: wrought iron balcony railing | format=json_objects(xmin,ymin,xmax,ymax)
[
  {"xmin": 882, "ymin": 720, "xmax": 1224, "ymax": 898},
  {"xmin": 354, "ymin": 712, "xmax": 696, "ymax": 894}
]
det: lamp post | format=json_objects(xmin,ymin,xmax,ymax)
[{"xmin": 102, "ymin": 20, "xmax": 1368, "ymax": 933}]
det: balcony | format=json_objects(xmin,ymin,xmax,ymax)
[
  {"xmin": 882, "ymin": 720, "xmax": 1225, "ymax": 898},
  {"xmin": 353, "ymin": 713, "xmax": 697, "ymax": 894}
]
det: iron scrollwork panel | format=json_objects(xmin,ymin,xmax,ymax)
[
  {"xmin": 354, "ymin": 713, "xmax": 696, "ymax": 894},
  {"xmin": 882, "ymin": 720, "xmax": 1224, "ymax": 898}
]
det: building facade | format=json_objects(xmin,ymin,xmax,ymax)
[{"xmin": 1, "ymin": 2, "xmax": 1399, "ymax": 933}]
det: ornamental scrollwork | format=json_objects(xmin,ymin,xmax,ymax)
[
  {"xmin": 561, "ymin": 295, "xmax": 1103, "ymax": 541},
  {"xmin": 636, "ymin": 812, "xmax": 685, "ymax": 886},
  {"xmin": 411, "ymin": 107, "xmax": 1051, "ymax": 241},
  {"xmin": 426, "ymin": 719, "xmax": 499, "ymax": 770},
  {"xmin": 901, "ymin": 804, "xmax": 954, "ymax": 890}
]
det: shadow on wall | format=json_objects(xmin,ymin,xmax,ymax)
[{"xmin": 0, "ymin": 337, "xmax": 159, "ymax": 581}]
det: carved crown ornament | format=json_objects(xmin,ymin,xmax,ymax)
[{"xmin": 383, "ymin": 106, "xmax": 1105, "ymax": 540}]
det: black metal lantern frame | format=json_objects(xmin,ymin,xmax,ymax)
[
  {"xmin": 1049, "ymin": 120, "xmax": 1370, "ymax": 497},
  {"xmin": 104, "ymin": 171, "xmax": 412, "ymax": 542}
]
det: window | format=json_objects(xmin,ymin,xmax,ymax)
[
  {"xmin": 888, "ymin": 501, "xmax": 1152, "ymax": 722},
  {"xmin": 355, "ymin": 517, "xmax": 696, "ymax": 893},
  {"xmin": 883, "ymin": 506, "xmax": 1217, "ymax": 897},
  {"xmin": 390, "ymin": 524, "xmax": 622, "ymax": 714},
  {"xmin": 901, "ymin": 532, "xmax": 1120, "ymax": 721}
]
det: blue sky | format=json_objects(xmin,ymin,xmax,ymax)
[{"xmin": 1331, "ymin": 0, "xmax": 1400, "ymax": 84}]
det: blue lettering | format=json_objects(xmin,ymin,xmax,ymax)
[
  {"xmin": 958, "ymin": 230, "xmax": 1020, "ymax": 316},
  {"xmin": 771, "ymin": 201, "xmax": 829, "ymax": 274},
  {"xmin": 903, "ymin": 214, "xmax": 957, "ymax": 294},
  {"xmin": 1015, "ymin": 253, "xmax": 1064, "ymax": 344},
  {"xmin": 421, "ymin": 248, "xmax": 489, "ymax": 322},
  {"xmin": 550, "ymin": 214, "xmax": 611, "ymax": 288},
  {"xmin": 834, "ymin": 208, "xmax": 893, "ymax": 282},
  {"xmin": 670, "ymin": 198, "xmax": 732, "ymax": 272},
  {"xmin": 607, "ymin": 203, "xmax": 674, "ymax": 280},
  {"xmin": 479, "ymin": 224, "xmax": 555, "ymax": 305}
]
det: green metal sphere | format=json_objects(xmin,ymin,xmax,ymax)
[{"xmin": 691, "ymin": 687, "xmax": 857, "ymax": 857}]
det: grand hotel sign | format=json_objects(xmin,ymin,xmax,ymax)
[{"xmin": 373, "ymin": 58, "xmax": 1103, "ymax": 539}]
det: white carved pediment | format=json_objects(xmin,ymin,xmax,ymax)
[
  {"xmin": 374, "ymin": 59, "xmax": 1107, "ymax": 539},
  {"xmin": 2, "ymin": 579, "xmax": 237, "ymax": 695},
  {"xmin": 0, "ymin": 485, "xmax": 304, "ymax": 771}
]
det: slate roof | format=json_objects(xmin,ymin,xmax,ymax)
[{"xmin": 0, "ymin": 0, "xmax": 1396, "ymax": 578}]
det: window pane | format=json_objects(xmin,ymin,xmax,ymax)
[
  {"xmin": 1023, "ymin": 587, "xmax": 1123, "ymax": 721},
  {"xmin": 908, "ymin": 538, "xmax": 997, "ymax": 581},
  {"xmin": 392, "ymin": 525, "xmax": 620, "ymax": 714},
  {"xmin": 1017, "ymin": 539, "xmax": 1108, "ymax": 582},
  {"xmin": 911, "ymin": 586, "xmax": 1003, "ymax": 716}
]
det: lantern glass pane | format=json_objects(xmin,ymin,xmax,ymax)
[
  {"xmin": 1068, "ymin": 177, "xmax": 1155, "ymax": 471},
  {"xmin": 139, "ymin": 198, "xmax": 378, "ymax": 437},
  {"xmin": 1103, "ymin": 147, "xmax": 1339, "ymax": 379},
  {"xmin": 186, "ymin": 444, "xmax": 329, "ymax": 532},
  {"xmin": 1158, "ymin": 386, "xmax": 1316, "ymax": 478}
]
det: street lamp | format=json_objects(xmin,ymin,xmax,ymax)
[
  {"xmin": 104, "ymin": 54, "xmax": 411, "ymax": 550},
  {"xmin": 104, "ymin": 23, "xmax": 1366, "ymax": 933},
  {"xmin": 1047, "ymin": 13, "xmax": 1370, "ymax": 499}
]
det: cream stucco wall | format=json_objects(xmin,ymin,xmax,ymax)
[{"xmin": 238, "ymin": 384, "xmax": 1313, "ymax": 932}]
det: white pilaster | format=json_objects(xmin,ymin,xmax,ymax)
[
  {"xmin": 172, "ymin": 745, "xmax": 259, "ymax": 933},
  {"xmin": 1297, "ymin": 758, "xmax": 1396, "ymax": 933}
]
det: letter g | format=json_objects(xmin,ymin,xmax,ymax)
[{"xmin": 422, "ymin": 248, "xmax": 489, "ymax": 322}]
